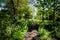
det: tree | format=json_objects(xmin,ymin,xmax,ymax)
[
  {"xmin": 0, "ymin": 0, "xmax": 32, "ymax": 40},
  {"xmin": 36, "ymin": 0, "xmax": 60, "ymax": 40},
  {"xmin": 0, "ymin": 0, "xmax": 60, "ymax": 40}
]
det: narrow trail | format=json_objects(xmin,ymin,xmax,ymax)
[
  {"xmin": 24, "ymin": 22, "xmax": 40, "ymax": 40},
  {"xmin": 24, "ymin": 30, "xmax": 40, "ymax": 40}
]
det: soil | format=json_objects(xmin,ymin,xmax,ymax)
[{"xmin": 24, "ymin": 30, "xmax": 40, "ymax": 40}]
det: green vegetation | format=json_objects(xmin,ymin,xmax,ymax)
[{"xmin": 0, "ymin": 0, "xmax": 60, "ymax": 40}]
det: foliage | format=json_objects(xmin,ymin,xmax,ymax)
[{"xmin": 0, "ymin": 0, "xmax": 60, "ymax": 40}]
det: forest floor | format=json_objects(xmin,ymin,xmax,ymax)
[{"xmin": 24, "ymin": 30, "xmax": 40, "ymax": 40}]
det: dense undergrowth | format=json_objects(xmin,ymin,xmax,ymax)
[{"xmin": 0, "ymin": 0, "xmax": 60, "ymax": 40}]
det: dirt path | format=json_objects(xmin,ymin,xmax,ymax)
[{"xmin": 24, "ymin": 30, "xmax": 40, "ymax": 40}]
